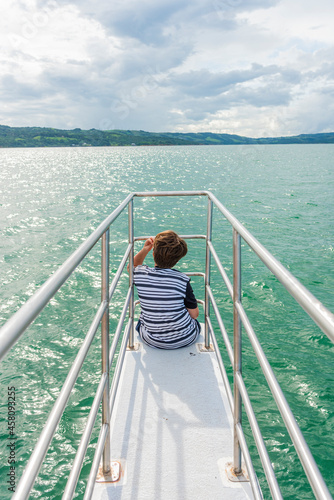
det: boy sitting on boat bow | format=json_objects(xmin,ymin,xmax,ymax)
[{"xmin": 130, "ymin": 230, "xmax": 200, "ymax": 349}]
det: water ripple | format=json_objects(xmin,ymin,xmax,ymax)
[{"xmin": 0, "ymin": 145, "xmax": 333, "ymax": 499}]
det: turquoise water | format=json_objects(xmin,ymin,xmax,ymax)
[{"xmin": 0, "ymin": 145, "xmax": 333, "ymax": 499}]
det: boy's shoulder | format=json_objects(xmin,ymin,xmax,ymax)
[
  {"xmin": 170, "ymin": 268, "xmax": 189, "ymax": 279},
  {"xmin": 134, "ymin": 265, "xmax": 189, "ymax": 281},
  {"xmin": 156, "ymin": 267, "xmax": 190, "ymax": 283},
  {"xmin": 133, "ymin": 264, "xmax": 150, "ymax": 273}
]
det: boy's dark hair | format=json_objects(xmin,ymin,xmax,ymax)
[{"xmin": 153, "ymin": 230, "xmax": 187, "ymax": 268}]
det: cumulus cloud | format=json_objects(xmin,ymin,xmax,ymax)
[
  {"xmin": 166, "ymin": 64, "xmax": 300, "ymax": 98},
  {"xmin": 1, "ymin": 0, "xmax": 334, "ymax": 135}
]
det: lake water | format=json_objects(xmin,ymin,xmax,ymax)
[{"xmin": 0, "ymin": 145, "xmax": 333, "ymax": 499}]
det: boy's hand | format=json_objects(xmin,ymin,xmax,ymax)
[
  {"xmin": 143, "ymin": 237, "xmax": 154, "ymax": 253},
  {"xmin": 129, "ymin": 237, "xmax": 155, "ymax": 270}
]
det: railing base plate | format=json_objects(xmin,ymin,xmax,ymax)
[
  {"xmin": 96, "ymin": 461, "xmax": 123, "ymax": 483},
  {"xmin": 225, "ymin": 462, "xmax": 249, "ymax": 482},
  {"xmin": 127, "ymin": 342, "xmax": 141, "ymax": 351},
  {"xmin": 197, "ymin": 343, "xmax": 214, "ymax": 352}
]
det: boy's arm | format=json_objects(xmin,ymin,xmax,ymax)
[
  {"xmin": 185, "ymin": 281, "xmax": 199, "ymax": 319},
  {"xmin": 127, "ymin": 237, "xmax": 154, "ymax": 271},
  {"xmin": 187, "ymin": 306, "xmax": 199, "ymax": 319}
]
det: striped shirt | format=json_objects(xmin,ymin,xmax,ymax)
[{"xmin": 133, "ymin": 265, "xmax": 200, "ymax": 349}]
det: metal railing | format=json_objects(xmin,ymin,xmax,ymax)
[{"xmin": 0, "ymin": 191, "xmax": 333, "ymax": 500}]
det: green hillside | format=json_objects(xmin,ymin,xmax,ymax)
[{"xmin": 1, "ymin": 125, "xmax": 334, "ymax": 147}]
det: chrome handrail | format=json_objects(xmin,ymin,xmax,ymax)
[
  {"xmin": 208, "ymin": 192, "xmax": 334, "ymax": 344},
  {"xmin": 0, "ymin": 193, "xmax": 134, "ymax": 361},
  {"xmin": 0, "ymin": 190, "xmax": 332, "ymax": 500}
]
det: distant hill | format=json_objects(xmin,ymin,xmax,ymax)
[{"xmin": 1, "ymin": 125, "xmax": 334, "ymax": 147}]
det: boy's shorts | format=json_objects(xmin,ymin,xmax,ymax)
[{"xmin": 135, "ymin": 319, "xmax": 200, "ymax": 349}]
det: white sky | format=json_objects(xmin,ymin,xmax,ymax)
[{"xmin": 1, "ymin": 0, "xmax": 334, "ymax": 136}]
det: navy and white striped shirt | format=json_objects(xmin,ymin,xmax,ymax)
[{"xmin": 134, "ymin": 265, "xmax": 200, "ymax": 349}]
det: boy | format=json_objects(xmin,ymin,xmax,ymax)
[{"xmin": 132, "ymin": 230, "xmax": 200, "ymax": 349}]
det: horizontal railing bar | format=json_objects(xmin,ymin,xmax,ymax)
[
  {"xmin": 235, "ymin": 423, "xmax": 263, "ymax": 500},
  {"xmin": 235, "ymin": 371, "xmax": 283, "ymax": 500},
  {"xmin": 0, "ymin": 193, "xmax": 134, "ymax": 362},
  {"xmin": 63, "ymin": 373, "xmax": 108, "ymax": 500},
  {"xmin": 109, "ymin": 243, "xmax": 132, "ymax": 302},
  {"xmin": 84, "ymin": 423, "xmax": 109, "ymax": 500},
  {"xmin": 235, "ymin": 301, "xmax": 333, "ymax": 500},
  {"xmin": 13, "ymin": 299, "xmax": 108, "ymax": 500},
  {"xmin": 208, "ymin": 241, "xmax": 233, "ymax": 298},
  {"xmin": 109, "ymin": 319, "xmax": 132, "ymax": 416},
  {"xmin": 207, "ymin": 286, "xmax": 234, "ymax": 366},
  {"xmin": 208, "ymin": 192, "xmax": 334, "ymax": 343},
  {"xmin": 109, "ymin": 289, "xmax": 132, "ymax": 367},
  {"xmin": 207, "ymin": 317, "xmax": 234, "ymax": 413},
  {"xmin": 134, "ymin": 191, "xmax": 209, "ymax": 197},
  {"xmin": 186, "ymin": 272, "xmax": 205, "ymax": 277},
  {"xmin": 134, "ymin": 234, "xmax": 206, "ymax": 241}
]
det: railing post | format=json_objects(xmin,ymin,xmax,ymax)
[
  {"xmin": 101, "ymin": 229, "xmax": 111, "ymax": 474},
  {"xmin": 233, "ymin": 228, "xmax": 242, "ymax": 474},
  {"xmin": 128, "ymin": 199, "xmax": 135, "ymax": 348},
  {"xmin": 205, "ymin": 198, "xmax": 213, "ymax": 349}
]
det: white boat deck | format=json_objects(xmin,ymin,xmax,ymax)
[{"xmin": 92, "ymin": 328, "xmax": 254, "ymax": 500}]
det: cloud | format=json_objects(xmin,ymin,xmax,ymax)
[
  {"xmin": 0, "ymin": 0, "xmax": 334, "ymax": 135},
  {"xmin": 166, "ymin": 64, "xmax": 301, "ymax": 98}
]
